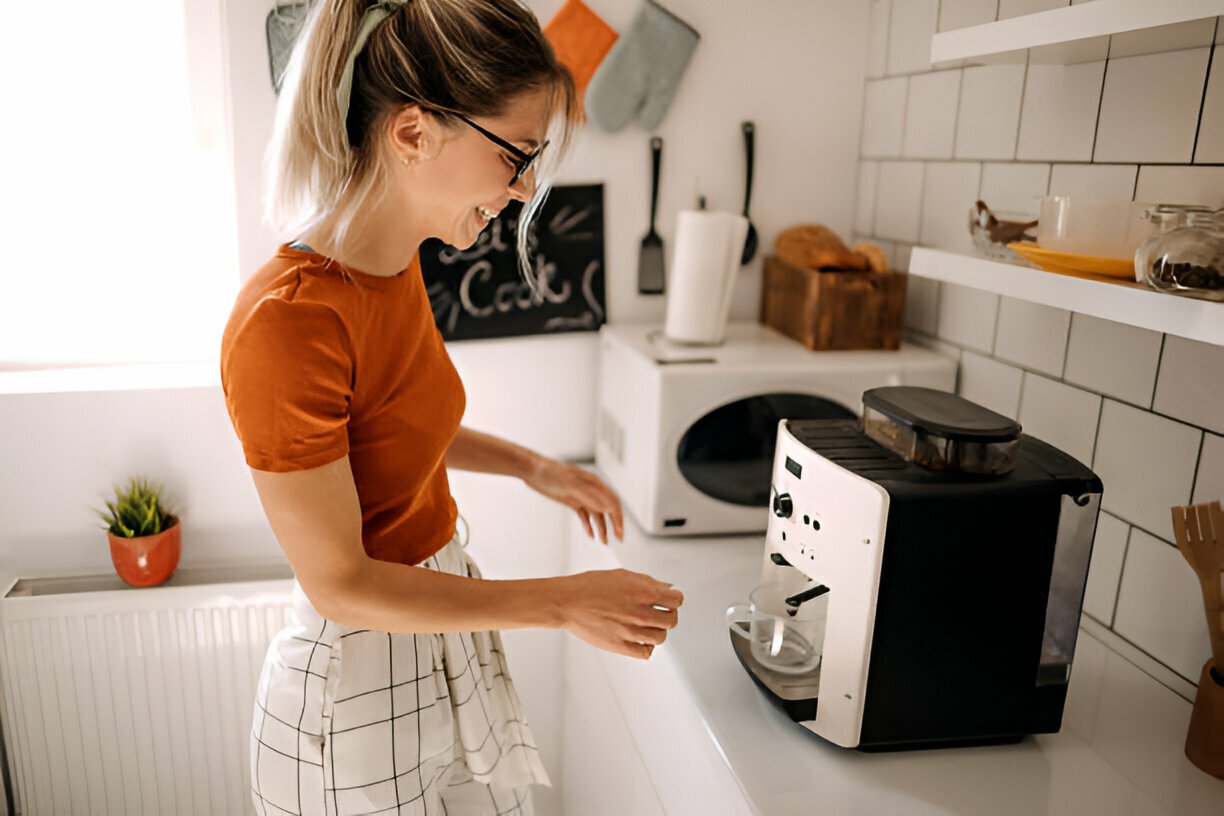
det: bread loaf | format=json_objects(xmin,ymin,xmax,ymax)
[
  {"xmin": 775, "ymin": 225, "xmax": 869, "ymax": 271},
  {"xmin": 852, "ymin": 242, "xmax": 890, "ymax": 273}
]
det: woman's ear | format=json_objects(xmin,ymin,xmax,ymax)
[{"xmin": 388, "ymin": 104, "xmax": 443, "ymax": 164}]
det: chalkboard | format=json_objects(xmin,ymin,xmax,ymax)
[{"xmin": 420, "ymin": 183, "xmax": 606, "ymax": 341}]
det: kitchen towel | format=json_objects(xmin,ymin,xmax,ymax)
[
  {"xmin": 544, "ymin": 0, "xmax": 618, "ymax": 110},
  {"xmin": 584, "ymin": 0, "xmax": 700, "ymax": 133},
  {"xmin": 664, "ymin": 209, "xmax": 749, "ymax": 345}
]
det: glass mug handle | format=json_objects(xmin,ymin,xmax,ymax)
[{"xmin": 725, "ymin": 604, "xmax": 785, "ymax": 657}]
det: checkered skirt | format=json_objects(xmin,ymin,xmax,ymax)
[{"xmin": 249, "ymin": 525, "xmax": 550, "ymax": 815}]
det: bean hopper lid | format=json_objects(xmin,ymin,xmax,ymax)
[{"xmin": 861, "ymin": 386, "xmax": 1022, "ymax": 474}]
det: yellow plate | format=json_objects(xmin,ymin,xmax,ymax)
[{"xmin": 1006, "ymin": 243, "xmax": 1135, "ymax": 280}]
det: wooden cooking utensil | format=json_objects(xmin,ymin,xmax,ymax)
[{"xmin": 1171, "ymin": 500, "xmax": 1224, "ymax": 779}]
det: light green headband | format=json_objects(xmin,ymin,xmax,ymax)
[{"xmin": 337, "ymin": 0, "xmax": 410, "ymax": 148}]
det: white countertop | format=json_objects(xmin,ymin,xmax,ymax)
[{"xmin": 575, "ymin": 472, "xmax": 1224, "ymax": 816}]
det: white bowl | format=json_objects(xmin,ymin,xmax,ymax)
[{"xmin": 1036, "ymin": 197, "xmax": 1157, "ymax": 259}]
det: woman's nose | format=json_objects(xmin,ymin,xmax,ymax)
[{"xmin": 508, "ymin": 171, "xmax": 535, "ymax": 202}]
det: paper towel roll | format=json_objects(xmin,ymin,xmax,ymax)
[{"xmin": 664, "ymin": 210, "xmax": 750, "ymax": 345}]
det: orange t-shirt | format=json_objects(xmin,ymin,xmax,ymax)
[{"xmin": 220, "ymin": 243, "xmax": 466, "ymax": 566}]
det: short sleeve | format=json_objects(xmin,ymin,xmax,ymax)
[{"xmin": 221, "ymin": 297, "xmax": 354, "ymax": 472}]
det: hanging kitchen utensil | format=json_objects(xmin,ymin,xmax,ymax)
[
  {"xmin": 267, "ymin": 3, "xmax": 309, "ymax": 94},
  {"xmin": 639, "ymin": 136, "xmax": 665, "ymax": 294},
  {"xmin": 741, "ymin": 121, "xmax": 758, "ymax": 265},
  {"xmin": 1171, "ymin": 500, "xmax": 1224, "ymax": 779}
]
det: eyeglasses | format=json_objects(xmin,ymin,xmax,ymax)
[{"xmin": 455, "ymin": 114, "xmax": 549, "ymax": 188}]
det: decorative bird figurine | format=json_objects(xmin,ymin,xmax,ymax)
[{"xmin": 971, "ymin": 199, "xmax": 1038, "ymax": 245}]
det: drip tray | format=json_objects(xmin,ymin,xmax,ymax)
[{"xmin": 729, "ymin": 627, "xmax": 822, "ymax": 702}]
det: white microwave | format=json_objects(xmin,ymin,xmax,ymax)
[{"xmin": 594, "ymin": 323, "xmax": 957, "ymax": 535}]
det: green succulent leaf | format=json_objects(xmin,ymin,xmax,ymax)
[{"xmin": 94, "ymin": 476, "xmax": 176, "ymax": 539}]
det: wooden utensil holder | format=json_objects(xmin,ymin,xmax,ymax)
[
  {"xmin": 1187, "ymin": 660, "xmax": 1224, "ymax": 778},
  {"xmin": 1171, "ymin": 501, "xmax": 1224, "ymax": 779},
  {"xmin": 759, "ymin": 255, "xmax": 907, "ymax": 351}
]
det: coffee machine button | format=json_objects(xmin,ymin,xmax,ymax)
[{"xmin": 773, "ymin": 493, "xmax": 794, "ymax": 518}]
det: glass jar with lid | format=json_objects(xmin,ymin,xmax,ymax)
[{"xmin": 1134, "ymin": 205, "xmax": 1224, "ymax": 301}]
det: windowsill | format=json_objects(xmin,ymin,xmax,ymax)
[{"xmin": 0, "ymin": 359, "xmax": 221, "ymax": 396}]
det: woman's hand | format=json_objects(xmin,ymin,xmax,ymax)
[
  {"xmin": 524, "ymin": 456, "xmax": 624, "ymax": 543},
  {"xmin": 556, "ymin": 569, "xmax": 684, "ymax": 660}
]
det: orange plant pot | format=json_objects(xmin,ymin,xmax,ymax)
[{"xmin": 107, "ymin": 516, "xmax": 181, "ymax": 588}]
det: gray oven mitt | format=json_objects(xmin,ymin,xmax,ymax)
[{"xmin": 585, "ymin": 0, "xmax": 700, "ymax": 132}]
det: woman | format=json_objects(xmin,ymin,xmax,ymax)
[{"xmin": 219, "ymin": 1, "xmax": 684, "ymax": 813}]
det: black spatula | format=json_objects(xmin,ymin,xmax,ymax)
[{"xmin": 639, "ymin": 137, "xmax": 665, "ymax": 294}]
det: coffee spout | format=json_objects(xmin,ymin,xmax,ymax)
[{"xmin": 785, "ymin": 583, "xmax": 830, "ymax": 615}]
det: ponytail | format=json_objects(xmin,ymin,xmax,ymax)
[{"xmin": 264, "ymin": 0, "xmax": 580, "ymax": 287}]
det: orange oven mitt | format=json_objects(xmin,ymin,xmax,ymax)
[{"xmin": 544, "ymin": 0, "xmax": 618, "ymax": 111}]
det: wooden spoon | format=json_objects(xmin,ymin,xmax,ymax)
[{"xmin": 1171, "ymin": 501, "xmax": 1224, "ymax": 670}]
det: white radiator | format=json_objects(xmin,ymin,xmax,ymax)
[{"xmin": 0, "ymin": 565, "xmax": 295, "ymax": 816}]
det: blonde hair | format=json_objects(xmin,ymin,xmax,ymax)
[{"xmin": 265, "ymin": 0, "xmax": 579, "ymax": 287}]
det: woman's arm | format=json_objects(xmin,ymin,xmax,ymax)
[
  {"xmin": 444, "ymin": 425, "xmax": 624, "ymax": 542},
  {"xmin": 251, "ymin": 455, "xmax": 681, "ymax": 658},
  {"xmin": 444, "ymin": 425, "xmax": 544, "ymax": 480}
]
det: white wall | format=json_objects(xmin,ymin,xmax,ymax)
[
  {"xmin": 227, "ymin": 0, "xmax": 870, "ymax": 323},
  {"xmin": 0, "ymin": 0, "xmax": 870, "ymax": 576}
]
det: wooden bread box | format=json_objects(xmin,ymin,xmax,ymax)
[{"xmin": 759, "ymin": 255, "xmax": 907, "ymax": 351}]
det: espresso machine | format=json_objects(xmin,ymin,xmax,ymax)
[{"xmin": 729, "ymin": 386, "xmax": 1103, "ymax": 750}]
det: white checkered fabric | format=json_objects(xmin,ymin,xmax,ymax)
[{"xmin": 249, "ymin": 526, "xmax": 550, "ymax": 815}]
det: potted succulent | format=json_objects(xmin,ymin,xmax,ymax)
[{"xmin": 93, "ymin": 476, "xmax": 181, "ymax": 587}]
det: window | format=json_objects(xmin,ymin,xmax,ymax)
[{"xmin": 0, "ymin": 0, "xmax": 239, "ymax": 367}]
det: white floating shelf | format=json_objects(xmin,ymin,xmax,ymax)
[
  {"xmin": 930, "ymin": 0, "xmax": 1224, "ymax": 65},
  {"xmin": 908, "ymin": 247, "xmax": 1224, "ymax": 347}
]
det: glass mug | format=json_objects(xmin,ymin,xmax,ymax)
[{"xmin": 726, "ymin": 583, "xmax": 828, "ymax": 675}]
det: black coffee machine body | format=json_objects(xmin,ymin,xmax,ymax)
[{"xmin": 732, "ymin": 387, "xmax": 1103, "ymax": 750}]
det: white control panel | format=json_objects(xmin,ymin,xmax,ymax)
[{"xmin": 765, "ymin": 420, "xmax": 891, "ymax": 748}]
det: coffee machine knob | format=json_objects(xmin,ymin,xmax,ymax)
[{"xmin": 773, "ymin": 492, "xmax": 793, "ymax": 518}]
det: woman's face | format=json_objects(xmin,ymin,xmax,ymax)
[{"xmin": 399, "ymin": 87, "xmax": 554, "ymax": 250}]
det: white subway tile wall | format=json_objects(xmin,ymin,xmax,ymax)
[
  {"xmin": 1134, "ymin": 165, "xmax": 1224, "ymax": 207},
  {"xmin": 1017, "ymin": 372, "xmax": 1101, "ymax": 465},
  {"xmin": 874, "ymin": 161, "xmax": 925, "ymax": 241},
  {"xmin": 954, "ymin": 64, "xmax": 1027, "ymax": 159},
  {"xmin": 938, "ymin": 0, "xmax": 998, "ymax": 32},
  {"xmin": 978, "ymin": 162, "xmax": 1050, "ymax": 218},
  {"xmin": 1083, "ymin": 511, "xmax": 1129, "ymax": 626},
  {"xmin": 855, "ymin": 160, "xmax": 879, "ymax": 235},
  {"xmin": 1047, "ymin": 163, "xmax": 1137, "ymax": 201},
  {"xmin": 957, "ymin": 350, "xmax": 1023, "ymax": 417},
  {"xmin": 1093, "ymin": 400, "xmax": 1201, "ymax": 542},
  {"xmin": 1113, "ymin": 529, "xmax": 1213, "ymax": 682},
  {"xmin": 902, "ymin": 70, "xmax": 961, "ymax": 158},
  {"xmin": 1154, "ymin": 336, "xmax": 1224, "ymax": 436},
  {"xmin": 866, "ymin": 0, "xmax": 891, "ymax": 79},
  {"xmin": 1016, "ymin": 62, "xmax": 1105, "ymax": 161},
  {"xmin": 1094, "ymin": 49, "xmax": 1210, "ymax": 164},
  {"xmin": 903, "ymin": 275, "xmax": 941, "ymax": 334},
  {"xmin": 886, "ymin": 0, "xmax": 938, "ymax": 75},
  {"xmin": 994, "ymin": 297, "xmax": 1071, "ymax": 376},
  {"xmin": 919, "ymin": 161, "xmax": 981, "ymax": 253},
  {"xmin": 998, "ymin": 0, "xmax": 1065, "ymax": 19},
  {"xmin": 1063, "ymin": 314, "xmax": 1163, "ymax": 408},
  {"xmin": 1192, "ymin": 433, "xmax": 1224, "ymax": 505},
  {"xmin": 861, "ymin": 7, "xmax": 1223, "ymax": 690},
  {"xmin": 1196, "ymin": 46, "xmax": 1224, "ymax": 163},
  {"xmin": 935, "ymin": 282, "xmax": 998, "ymax": 352},
  {"xmin": 1109, "ymin": 18, "xmax": 1216, "ymax": 60},
  {"xmin": 861, "ymin": 77, "xmax": 908, "ymax": 157}
]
